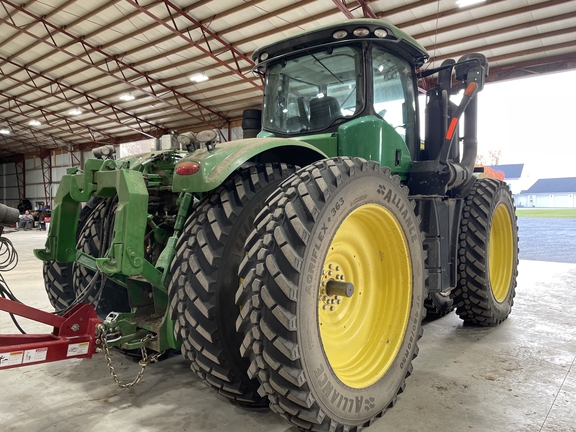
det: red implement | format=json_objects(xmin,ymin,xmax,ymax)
[{"xmin": 0, "ymin": 298, "xmax": 102, "ymax": 370}]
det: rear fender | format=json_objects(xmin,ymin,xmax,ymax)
[{"xmin": 172, "ymin": 137, "xmax": 328, "ymax": 192}]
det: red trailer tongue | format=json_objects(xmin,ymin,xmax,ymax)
[{"xmin": 0, "ymin": 298, "xmax": 102, "ymax": 370}]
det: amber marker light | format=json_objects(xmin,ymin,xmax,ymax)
[{"xmin": 175, "ymin": 161, "xmax": 201, "ymax": 175}]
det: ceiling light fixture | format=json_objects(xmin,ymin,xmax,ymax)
[
  {"xmin": 29, "ymin": 120, "xmax": 41, "ymax": 126},
  {"xmin": 189, "ymin": 73, "xmax": 209, "ymax": 83},
  {"xmin": 68, "ymin": 108, "xmax": 82, "ymax": 116},
  {"xmin": 119, "ymin": 93, "xmax": 135, "ymax": 101},
  {"xmin": 0, "ymin": 128, "xmax": 10, "ymax": 135},
  {"xmin": 456, "ymin": 0, "xmax": 486, "ymax": 7}
]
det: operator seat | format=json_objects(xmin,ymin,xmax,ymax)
[{"xmin": 309, "ymin": 96, "xmax": 341, "ymax": 128}]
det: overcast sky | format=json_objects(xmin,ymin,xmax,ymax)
[{"xmin": 476, "ymin": 69, "xmax": 576, "ymax": 181}]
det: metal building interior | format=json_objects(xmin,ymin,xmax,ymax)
[
  {"xmin": 1, "ymin": 1, "xmax": 576, "ymax": 431},
  {"xmin": 1, "ymin": 0, "xmax": 576, "ymax": 207}
]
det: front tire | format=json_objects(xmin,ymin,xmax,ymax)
[
  {"xmin": 236, "ymin": 157, "xmax": 425, "ymax": 431},
  {"xmin": 168, "ymin": 163, "xmax": 296, "ymax": 405},
  {"xmin": 451, "ymin": 178, "xmax": 519, "ymax": 326}
]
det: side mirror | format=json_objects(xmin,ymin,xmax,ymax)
[{"xmin": 455, "ymin": 53, "xmax": 489, "ymax": 91}]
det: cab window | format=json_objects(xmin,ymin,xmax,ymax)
[{"xmin": 372, "ymin": 46, "xmax": 417, "ymax": 148}]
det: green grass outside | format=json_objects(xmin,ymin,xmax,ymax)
[{"xmin": 516, "ymin": 208, "xmax": 576, "ymax": 219}]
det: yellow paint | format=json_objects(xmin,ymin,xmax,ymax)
[
  {"xmin": 489, "ymin": 203, "xmax": 514, "ymax": 303},
  {"xmin": 318, "ymin": 203, "xmax": 412, "ymax": 388}
]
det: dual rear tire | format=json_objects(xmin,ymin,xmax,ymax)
[
  {"xmin": 451, "ymin": 178, "xmax": 518, "ymax": 326},
  {"xmin": 169, "ymin": 157, "xmax": 425, "ymax": 431},
  {"xmin": 168, "ymin": 163, "xmax": 296, "ymax": 404},
  {"xmin": 235, "ymin": 157, "xmax": 425, "ymax": 430}
]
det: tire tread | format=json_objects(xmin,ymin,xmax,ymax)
[{"xmin": 169, "ymin": 163, "xmax": 295, "ymax": 405}]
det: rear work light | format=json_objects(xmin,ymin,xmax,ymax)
[{"xmin": 175, "ymin": 161, "xmax": 201, "ymax": 175}]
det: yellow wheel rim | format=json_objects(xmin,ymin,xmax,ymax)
[
  {"xmin": 318, "ymin": 203, "xmax": 412, "ymax": 389},
  {"xmin": 489, "ymin": 203, "xmax": 514, "ymax": 303}
]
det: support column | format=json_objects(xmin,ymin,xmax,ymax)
[
  {"xmin": 39, "ymin": 149, "xmax": 52, "ymax": 209},
  {"xmin": 13, "ymin": 155, "xmax": 25, "ymax": 202},
  {"xmin": 70, "ymin": 148, "xmax": 82, "ymax": 167}
]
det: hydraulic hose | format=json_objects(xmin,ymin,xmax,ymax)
[{"xmin": 0, "ymin": 225, "xmax": 26, "ymax": 334}]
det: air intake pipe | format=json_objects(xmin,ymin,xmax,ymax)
[{"xmin": 444, "ymin": 53, "xmax": 488, "ymax": 190}]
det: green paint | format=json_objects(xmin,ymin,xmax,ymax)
[
  {"xmin": 172, "ymin": 138, "xmax": 327, "ymax": 192},
  {"xmin": 337, "ymin": 116, "xmax": 412, "ymax": 178},
  {"xmin": 296, "ymin": 133, "xmax": 338, "ymax": 157},
  {"xmin": 34, "ymin": 150, "xmax": 185, "ymax": 353}
]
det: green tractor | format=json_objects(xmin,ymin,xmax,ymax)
[{"xmin": 35, "ymin": 19, "xmax": 518, "ymax": 431}]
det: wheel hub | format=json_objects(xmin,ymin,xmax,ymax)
[{"xmin": 318, "ymin": 264, "xmax": 352, "ymax": 312}]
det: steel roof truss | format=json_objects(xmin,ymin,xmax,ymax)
[
  {"xmin": 125, "ymin": 0, "xmax": 261, "ymax": 91},
  {"xmin": 1, "ymin": 0, "xmax": 229, "ymax": 127}
]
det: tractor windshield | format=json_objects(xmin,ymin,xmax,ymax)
[{"xmin": 262, "ymin": 45, "xmax": 363, "ymax": 134}]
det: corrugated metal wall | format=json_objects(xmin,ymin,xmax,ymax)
[{"xmin": 1, "ymin": 149, "xmax": 90, "ymax": 210}]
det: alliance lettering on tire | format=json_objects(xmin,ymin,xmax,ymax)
[{"xmin": 313, "ymin": 363, "xmax": 370, "ymax": 415}]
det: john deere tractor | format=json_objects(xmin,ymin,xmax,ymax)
[{"xmin": 35, "ymin": 19, "xmax": 518, "ymax": 431}]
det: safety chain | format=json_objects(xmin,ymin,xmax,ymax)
[{"xmin": 97, "ymin": 324, "xmax": 165, "ymax": 389}]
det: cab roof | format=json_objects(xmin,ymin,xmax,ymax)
[{"xmin": 252, "ymin": 19, "xmax": 429, "ymax": 69}]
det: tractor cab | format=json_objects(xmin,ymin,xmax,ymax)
[
  {"xmin": 252, "ymin": 19, "xmax": 489, "ymax": 194},
  {"xmin": 252, "ymin": 19, "xmax": 428, "ymax": 159}
]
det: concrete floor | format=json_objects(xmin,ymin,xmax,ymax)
[{"xmin": 1, "ymin": 229, "xmax": 575, "ymax": 432}]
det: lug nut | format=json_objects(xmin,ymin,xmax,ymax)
[{"xmin": 330, "ymin": 306, "xmax": 335, "ymax": 311}]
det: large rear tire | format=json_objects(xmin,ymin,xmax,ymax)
[
  {"xmin": 236, "ymin": 157, "xmax": 425, "ymax": 431},
  {"xmin": 451, "ymin": 178, "xmax": 519, "ymax": 326},
  {"xmin": 169, "ymin": 163, "xmax": 296, "ymax": 405}
]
